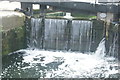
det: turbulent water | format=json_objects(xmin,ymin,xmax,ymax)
[
  {"xmin": 95, "ymin": 38, "xmax": 106, "ymax": 57},
  {"xmin": 1, "ymin": 19, "xmax": 119, "ymax": 78},
  {"xmin": 2, "ymin": 37, "xmax": 119, "ymax": 78}
]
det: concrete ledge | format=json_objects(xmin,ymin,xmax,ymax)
[{"xmin": 0, "ymin": 11, "xmax": 25, "ymax": 31}]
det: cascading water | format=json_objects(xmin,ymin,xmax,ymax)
[
  {"xmin": 94, "ymin": 38, "xmax": 106, "ymax": 57},
  {"xmin": 71, "ymin": 20, "xmax": 92, "ymax": 52},
  {"xmin": 29, "ymin": 18, "xmax": 42, "ymax": 48},
  {"xmin": 29, "ymin": 18, "xmax": 93, "ymax": 52},
  {"xmin": 44, "ymin": 19, "xmax": 68, "ymax": 50},
  {"xmin": 1, "ymin": 18, "xmax": 119, "ymax": 78}
]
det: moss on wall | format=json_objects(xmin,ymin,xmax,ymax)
[{"xmin": 2, "ymin": 26, "xmax": 26, "ymax": 55}]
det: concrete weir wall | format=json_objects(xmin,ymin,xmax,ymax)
[{"xmin": 0, "ymin": 11, "xmax": 26, "ymax": 55}]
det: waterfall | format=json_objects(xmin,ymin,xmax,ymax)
[
  {"xmin": 28, "ymin": 18, "xmax": 93, "ymax": 53},
  {"xmin": 71, "ymin": 20, "xmax": 92, "ymax": 52},
  {"xmin": 29, "ymin": 18, "xmax": 42, "ymax": 48},
  {"xmin": 44, "ymin": 19, "xmax": 68, "ymax": 50},
  {"xmin": 94, "ymin": 38, "xmax": 106, "ymax": 57}
]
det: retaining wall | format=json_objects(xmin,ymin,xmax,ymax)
[{"xmin": 1, "ymin": 11, "xmax": 26, "ymax": 55}]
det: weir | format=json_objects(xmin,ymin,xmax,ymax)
[
  {"xmin": 14, "ymin": 0, "xmax": 119, "ymax": 58},
  {"xmin": 1, "ymin": 20, "xmax": 119, "ymax": 78},
  {"xmin": 28, "ymin": 18, "xmax": 93, "ymax": 52},
  {"xmin": 27, "ymin": 18, "xmax": 118, "ymax": 58},
  {"xmin": 1, "ymin": 0, "xmax": 120, "ymax": 79},
  {"xmin": 1, "ymin": 13, "xmax": 119, "ymax": 79}
]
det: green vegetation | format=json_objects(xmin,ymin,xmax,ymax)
[
  {"xmin": 46, "ymin": 12, "xmax": 65, "ymax": 16},
  {"xmin": 72, "ymin": 13, "xmax": 96, "ymax": 18},
  {"xmin": 33, "ymin": 9, "xmax": 96, "ymax": 20}
]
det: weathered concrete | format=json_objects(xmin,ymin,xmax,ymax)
[
  {"xmin": 0, "ymin": 11, "xmax": 26, "ymax": 55},
  {"xmin": 91, "ymin": 20, "xmax": 104, "ymax": 52},
  {"xmin": 97, "ymin": 12, "xmax": 114, "ymax": 38},
  {"xmin": 0, "ymin": 11, "xmax": 25, "ymax": 31}
]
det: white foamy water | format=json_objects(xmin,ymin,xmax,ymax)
[
  {"xmin": 17, "ymin": 48, "xmax": 118, "ymax": 78},
  {"xmin": 94, "ymin": 38, "xmax": 106, "ymax": 58},
  {"xmin": 2, "ymin": 38, "xmax": 119, "ymax": 78}
]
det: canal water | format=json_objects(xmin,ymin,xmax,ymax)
[{"xmin": 1, "ymin": 18, "xmax": 119, "ymax": 78}]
